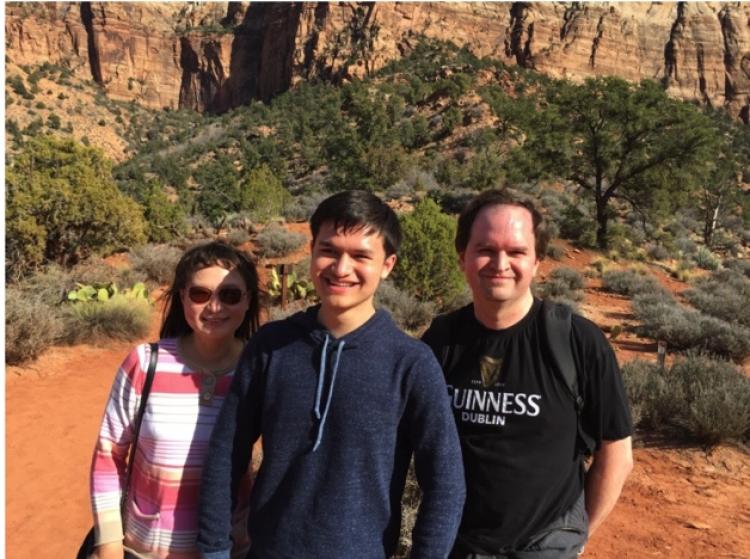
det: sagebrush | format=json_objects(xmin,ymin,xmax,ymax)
[
  {"xmin": 622, "ymin": 354, "xmax": 750, "ymax": 444},
  {"xmin": 62, "ymin": 295, "xmax": 152, "ymax": 344},
  {"xmin": 255, "ymin": 224, "xmax": 306, "ymax": 258}
]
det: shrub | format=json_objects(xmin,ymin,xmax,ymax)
[
  {"xmin": 440, "ymin": 285, "xmax": 473, "ymax": 314},
  {"xmin": 534, "ymin": 267, "xmax": 585, "ymax": 303},
  {"xmin": 282, "ymin": 190, "xmax": 327, "ymax": 222},
  {"xmin": 130, "ymin": 244, "xmax": 183, "ymax": 284},
  {"xmin": 5, "ymin": 287, "xmax": 64, "ymax": 365},
  {"xmin": 255, "ymin": 224, "xmax": 306, "ymax": 258},
  {"xmin": 227, "ymin": 229, "xmax": 251, "ymax": 247},
  {"xmin": 646, "ymin": 243, "xmax": 670, "ymax": 261},
  {"xmin": 429, "ymin": 186, "xmax": 479, "ymax": 214},
  {"xmin": 47, "ymin": 113, "xmax": 61, "ymax": 129},
  {"xmin": 386, "ymin": 168, "xmax": 440, "ymax": 201},
  {"xmin": 672, "ymin": 236, "xmax": 697, "ymax": 256},
  {"xmin": 693, "ymin": 246, "xmax": 720, "ymax": 271},
  {"xmin": 239, "ymin": 164, "xmax": 291, "ymax": 221},
  {"xmin": 8, "ymin": 74, "xmax": 33, "ymax": 98},
  {"xmin": 6, "ymin": 136, "xmax": 146, "ymax": 279},
  {"xmin": 62, "ymin": 294, "xmax": 151, "ymax": 344},
  {"xmin": 668, "ymin": 353, "xmax": 750, "ymax": 444},
  {"xmin": 620, "ymin": 360, "xmax": 672, "ymax": 430},
  {"xmin": 724, "ymin": 258, "xmax": 750, "ymax": 278},
  {"xmin": 632, "ymin": 293, "xmax": 750, "ymax": 360},
  {"xmin": 672, "ymin": 258, "xmax": 696, "ymax": 282},
  {"xmin": 622, "ymin": 355, "xmax": 750, "ymax": 445},
  {"xmin": 142, "ymin": 185, "xmax": 189, "ymax": 243},
  {"xmin": 69, "ymin": 257, "xmax": 124, "ymax": 286},
  {"xmin": 546, "ymin": 243, "xmax": 565, "ymax": 260},
  {"xmin": 10, "ymin": 264, "xmax": 75, "ymax": 305},
  {"xmin": 392, "ymin": 198, "xmax": 465, "ymax": 307},
  {"xmin": 550, "ymin": 267, "xmax": 585, "ymax": 290},
  {"xmin": 557, "ymin": 202, "xmax": 597, "ymax": 248},
  {"xmin": 375, "ymin": 280, "xmax": 436, "ymax": 333},
  {"xmin": 601, "ymin": 269, "xmax": 665, "ymax": 297},
  {"xmin": 685, "ymin": 270, "xmax": 750, "ymax": 327}
]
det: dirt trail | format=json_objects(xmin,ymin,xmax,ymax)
[{"xmin": 6, "ymin": 244, "xmax": 750, "ymax": 558}]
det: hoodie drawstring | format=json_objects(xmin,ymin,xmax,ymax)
[{"xmin": 312, "ymin": 334, "xmax": 345, "ymax": 452}]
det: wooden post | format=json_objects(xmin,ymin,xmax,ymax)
[{"xmin": 657, "ymin": 340, "xmax": 667, "ymax": 370}]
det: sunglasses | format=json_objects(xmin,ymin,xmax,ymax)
[{"xmin": 186, "ymin": 286, "xmax": 246, "ymax": 305}]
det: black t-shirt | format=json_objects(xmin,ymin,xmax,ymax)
[{"xmin": 422, "ymin": 299, "xmax": 632, "ymax": 552}]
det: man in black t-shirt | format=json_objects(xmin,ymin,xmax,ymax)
[{"xmin": 423, "ymin": 190, "xmax": 633, "ymax": 558}]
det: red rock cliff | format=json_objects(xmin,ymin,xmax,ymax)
[{"xmin": 6, "ymin": 2, "xmax": 750, "ymax": 120}]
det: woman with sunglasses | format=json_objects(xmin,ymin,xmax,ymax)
[{"xmin": 88, "ymin": 241, "xmax": 261, "ymax": 559}]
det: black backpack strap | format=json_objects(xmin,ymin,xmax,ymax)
[
  {"xmin": 542, "ymin": 301, "xmax": 595, "ymax": 457},
  {"xmin": 120, "ymin": 342, "xmax": 159, "ymax": 509}
]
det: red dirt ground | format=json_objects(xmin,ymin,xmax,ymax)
[{"xmin": 6, "ymin": 242, "xmax": 750, "ymax": 559}]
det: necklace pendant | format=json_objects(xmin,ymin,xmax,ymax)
[{"xmin": 200, "ymin": 371, "xmax": 216, "ymax": 404}]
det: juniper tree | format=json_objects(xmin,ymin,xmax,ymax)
[
  {"xmin": 508, "ymin": 77, "xmax": 721, "ymax": 249},
  {"xmin": 6, "ymin": 136, "xmax": 146, "ymax": 279}
]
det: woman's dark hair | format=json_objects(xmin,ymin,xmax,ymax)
[
  {"xmin": 159, "ymin": 241, "xmax": 261, "ymax": 340},
  {"xmin": 310, "ymin": 190, "xmax": 402, "ymax": 256},
  {"xmin": 455, "ymin": 189, "xmax": 550, "ymax": 260}
]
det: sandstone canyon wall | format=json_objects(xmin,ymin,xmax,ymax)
[{"xmin": 6, "ymin": 2, "xmax": 750, "ymax": 120}]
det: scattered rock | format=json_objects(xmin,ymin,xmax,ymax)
[{"xmin": 685, "ymin": 520, "xmax": 712, "ymax": 530}]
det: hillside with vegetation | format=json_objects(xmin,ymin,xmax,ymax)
[{"xmin": 5, "ymin": 36, "xmax": 750, "ymax": 559}]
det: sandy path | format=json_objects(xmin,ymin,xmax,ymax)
[{"xmin": 7, "ymin": 340, "xmax": 144, "ymax": 559}]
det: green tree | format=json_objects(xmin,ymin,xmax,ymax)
[
  {"xmin": 195, "ymin": 155, "xmax": 242, "ymax": 227},
  {"xmin": 698, "ymin": 111, "xmax": 750, "ymax": 247},
  {"xmin": 6, "ymin": 136, "xmax": 146, "ymax": 278},
  {"xmin": 508, "ymin": 77, "xmax": 721, "ymax": 248},
  {"xmin": 142, "ymin": 181, "xmax": 189, "ymax": 243},
  {"xmin": 239, "ymin": 164, "xmax": 291, "ymax": 221},
  {"xmin": 393, "ymin": 198, "xmax": 464, "ymax": 306}
]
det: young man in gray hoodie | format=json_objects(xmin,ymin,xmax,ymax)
[{"xmin": 198, "ymin": 190, "xmax": 466, "ymax": 559}]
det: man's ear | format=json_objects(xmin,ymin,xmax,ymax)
[
  {"xmin": 380, "ymin": 254, "xmax": 397, "ymax": 279},
  {"xmin": 458, "ymin": 251, "xmax": 466, "ymax": 272}
]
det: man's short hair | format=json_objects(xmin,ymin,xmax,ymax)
[
  {"xmin": 310, "ymin": 190, "xmax": 402, "ymax": 257},
  {"xmin": 455, "ymin": 189, "xmax": 550, "ymax": 259}
]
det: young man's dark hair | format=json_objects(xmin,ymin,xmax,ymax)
[
  {"xmin": 454, "ymin": 189, "xmax": 550, "ymax": 258},
  {"xmin": 310, "ymin": 190, "xmax": 402, "ymax": 257}
]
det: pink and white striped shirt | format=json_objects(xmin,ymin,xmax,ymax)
[{"xmin": 90, "ymin": 338, "xmax": 250, "ymax": 559}]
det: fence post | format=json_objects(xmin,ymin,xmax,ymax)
[{"xmin": 657, "ymin": 340, "xmax": 667, "ymax": 370}]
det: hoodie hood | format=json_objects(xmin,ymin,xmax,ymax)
[{"xmin": 288, "ymin": 304, "xmax": 394, "ymax": 347}]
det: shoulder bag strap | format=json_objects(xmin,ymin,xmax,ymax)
[{"xmin": 119, "ymin": 342, "xmax": 159, "ymax": 510}]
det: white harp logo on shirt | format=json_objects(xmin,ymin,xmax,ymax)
[{"xmin": 479, "ymin": 355, "xmax": 503, "ymax": 388}]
